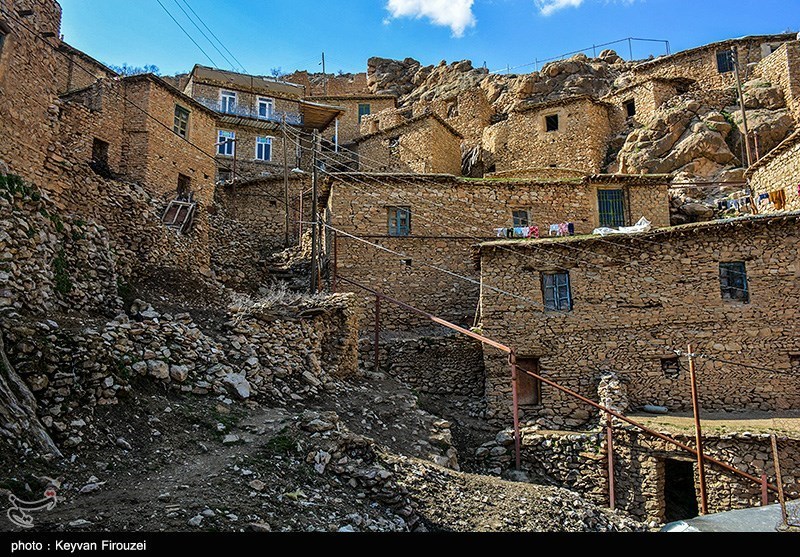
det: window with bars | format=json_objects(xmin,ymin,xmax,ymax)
[
  {"xmin": 716, "ymin": 50, "xmax": 735, "ymax": 74},
  {"xmin": 217, "ymin": 130, "xmax": 235, "ymax": 156},
  {"xmin": 598, "ymin": 189, "xmax": 626, "ymax": 228},
  {"xmin": 542, "ymin": 272, "xmax": 572, "ymax": 312},
  {"xmin": 173, "ymin": 105, "xmax": 190, "ymax": 138},
  {"xmin": 388, "ymin": 206, "xmax": 411, "ymax": 237},
  {"xmin": 512, "ymin": 209, "xmax": 530, "ymax": 227},
  {"xmin": 720, "ymin": 262, "xmax": 749, "ymax": 303},
  {"xmin": 255, "ymin": 136, "xmax": 272, "ymax": 162},
  {"xmin": 358, "ymin": 103, "xmax": 371, "ymax": 123}
]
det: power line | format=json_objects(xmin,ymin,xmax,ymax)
[
  {"xmin": 176, "ymin": 0, "xmax": 249, "ymax": 73},
  {"xmin": 170, "ymin": 0, "xmax": 239, "ymax": 72},
  {"xmin": 154, "ymin": 0, "xmax": 219, "ymax": 68}
]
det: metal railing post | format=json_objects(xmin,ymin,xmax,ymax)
[
  {"xmin": 509, "ymin": 350, "xmax": 522, "ymax": 471},
  {"xmin": 374, "ymin": 295, "xmax": 381, "ymax": 373},
  {"xmin": 607, "ymin": 413, "xmax": 616, "ymax": 511},
  {"xmin": 688, "ymin": 344, "xmax": 709, "ymax": 515}
]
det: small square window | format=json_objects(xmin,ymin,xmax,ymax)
[
  {"xmin": 545, "ymin": 114, "xmax": 559, "ymax": 132},
  {"xmin": 388, "ymin": 206, "xmax": 411, "ymax": 237},
  {"xmin": 174, "ymin": 105, "xmax": 190, "ymax": 138},
  {"xmin": 542, "ymin": 272, "xmax": 572, "ymax": 312},
  {"xmin": 516, "ymin": 357, "xmax": 542, "ymax": 406},
  {"xmin": 789, "ymin": 355, "xmax": 800, "ymax": 368},
  {"xmin": 720, "ymin": 262, "xmax": 749, "ymax": 303},
  {"xmin": 177, "ymin": 174, "xmax": 191, "ymax": 199},
  {"xmin": 662, "ymin": 357, "xmax": 681, "ymax": 379},
  {"xmin": 358, "ymin": 103, "xmax": 371, "ymax": 124},
  {"xmin": 512, "ymin": 209, "xmax": 530, "ymax": 227},
  {"xmin": 716, "ymin": 50, "xmax": 735, "ymax": 74},
  {"xmin": 624, "ymin": 99, "xmax": 636, "ymax": 118}
]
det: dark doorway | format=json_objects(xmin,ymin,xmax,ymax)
[{"xmin": 664, "ymin": 459, "xmax": 699, "ymax": 523}]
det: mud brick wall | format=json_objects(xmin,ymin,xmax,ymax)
[
  {"xmin": 631, "ymin": 35, "xmax": 793, "ymax": 90},
  {"xmin": 0, "ymin": 0, "xmax": 62, "ymax": 184},
  {"xmin": 355, "ymin": 115, "xmax": 462, "ymax": 175},
  {"xmin": 374, "ymin": 335, "xmax": 486, "ymax": 397},
  {"xmin": 310, "ymin": 96, "xmax": 396, "ymax": 144},
  {"xmin": 327, "ymin": 174, "xmax": 670, "ymax": 332},
  {"xmin": 481, "ymin": 216, "xmax": 800, "ymax": 428},
  {"xmin": 485, "ymin": 98, "xmax": 611, "ymax": 174},
  {"xmin": 209, "ymin": 175, "xmax": 311, "ymax": 286},
  {"xmin": 747, "ymin": 132, "xmax": 800, "ymax": 212},
  {"xmin": 478, "ymin": 427, "xmax": 800, "ymax": 525},
  {"xmin": 754, "ymin": 41, "xmax": 800, "ymax": 120}
]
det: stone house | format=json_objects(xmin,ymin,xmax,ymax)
[
  {"xmin": 307, "ymin": 95, "xmax": 397, "ymax": 145},
  {"xmin": 604, "ymin": 77, "xmax": 694, "ymax": 134},
  {"xmin": 479, "ymin": 213, "xmax": 800, "ymax": 427},
  {"xmin": 414, "ymin": 88, "xmax": 494, "ymax": 146},
  {"xmin": 745, "ymin": 130, "xmax": 800, "ymax": 212},
  {"xmin": 183, "ymin": 65, "xmax": 343, "ymax": 181},
  {"xmin": 55, "ymin": 42, "xmax": 118, "ymax": 95},
  {"xmin": 752, "ymin": 40, "xmax": 800, "ymax": 120},
  {"xmin": 631, "ymin": 34, "xmax": 795, "ymax": 91},
  {"xmin": 0, "ymin": 0, "xmax": 63, "ymax": 185},
  {"xmin": 325, "ymin": 172, "xmax": 671, "ymax": 331},
  {"xmin": 351, "ymin": 112, "xmax": 463, "ymax": 175},
  {"xmin": 483, "ymin": 95, "xmax": 612, "ymax": 175}
]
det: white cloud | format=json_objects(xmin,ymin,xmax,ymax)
[
  {"xmin": 535, "ymin": 0, "xmax": 637, "ymax": 16},
  {"xmin": 386, "ymin": 0, "xmax": 477, "ymax": 38},
  {"xmin": 535, "ymin": 0, "xmax": 584, "ymax": 16}
]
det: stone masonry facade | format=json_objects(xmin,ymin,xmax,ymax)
[
  {"xmin": 753, "ymin": 40, "xmax": 800, "ymax": 121},
  {"xmin": 480, "ymin": 214, "xmax": 800, "ymax": 427},
  {"xmin": 327, "ymin": 173, "xmax": 670, "ymax": 331},
  {"xmin": 309, "ymin": 95, "xmax": 397, "ymax": 145},
  {"xmin": 746, "ymin": 131, "xmax": 800, "ymax": 212}
]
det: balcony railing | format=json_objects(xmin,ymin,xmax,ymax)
[{"xmin": 195, "ymin": 97, "xmax": 303, "ymax": 126}]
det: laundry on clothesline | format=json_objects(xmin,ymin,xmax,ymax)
[
  {"xmin": 751, "ymin": 187, "xmax": 789, "ymax": 212},
  {"xmin": 593, "ymin": 217, "xmax": 652, "ymax": 237},
  {"xmin": 494, "ymin": 226, "xmax": 541, "ymax": 239}
]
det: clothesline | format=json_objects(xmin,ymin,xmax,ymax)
[{"xmin": 495, "ymin": 223, "xmax": 575, "ymax": 239}]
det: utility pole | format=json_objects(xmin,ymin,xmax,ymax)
[
  {"xmin": 310, "ymin": 130, "xmax": 319, "ymax": 294},
  {"xmin": 282, "ymin": 116, "xmax": 290, "ymax": 247},
  {"xmin": 322, "ymin": 52, "xmax": 327, "ymax": 95},
  {"xmin": 771, "ymin": 434, "xmax": 788, "ymax": 528},
  {"xmin": 732, "ymin": 46, "xmax": 753, "ymax": 168},
  {"xmin": 688, "ymin": 344, "xmax": 709, "ymax": 515}
]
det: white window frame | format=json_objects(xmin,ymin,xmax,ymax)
[
  {"xmin": 220, "ymin": 90, "xmax": 237, "ymax": 114},
  {"xmin": 257, "ymin": 97, "xmax": 274, "ymax": 120},
  {"xmin": 218, "ymin": 130, "xmax": 236, "ymax": 157},
  {"xmin": 255, "ymin": 136, "xmax": 273, "ymax": 162}
]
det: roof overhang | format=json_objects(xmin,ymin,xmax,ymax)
[{"xmin": 300, "ymin": 100, "xmax": 345, "ymax": 131}]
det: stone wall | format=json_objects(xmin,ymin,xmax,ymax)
[
  {"xmin": 631, "ymin": 35, "xmax": 794, "ymax": 91},
  {"xmin": 284, "ymin": 71, "xmax": 370, "ymax": 97},
  {"xmin": 214, "ymin": 121, "xmax": 288, "ymax": 181},
  {"xmin": 209, "ymin": 175, "xmax": 311, "ymax": 286},
  {"xmin": 374, "ymin": 335, "xmax": 486, "ymax": 398},
  {"xmin": 0, "ymin": 0, "xmax": 62, "ymax": 185},
  {"xmin": 484, "ymin": 97, "xmax": 611, "ymax": 174},
  {"xmin": 477, "ymin": 426, "xmax": 800, "ymax": 525},
  {"xmin": 480, "ymin": 215, "xmax": 800, "ymax": 427},
  {"xmin": 355, "ymin": 114, "xmax": 463, "ymax": 175},
  {"xmin": 327, "ymin": 173, "xmax": 670, "ymax": 331},
  {"xmin": 604, "ymin": 79, "xmax": 680, "ymax": 134},
  {"xmin": 309, "ymin": 96, "xmax": 396, "ymax": 144},
  {"xmin": 54, "ymin": 43, "xmax": 115, "ymax": 95},
  {"xmin": 2, "ymin": 293, "xmax": 361, "ymax": 449},
  {"xmin": 415, "ymin": 88, "xmax": 494, "ymax": 146},
  {"xmin": 188, "ymin": 82, "xmax": 301, "ymax": 116},
  {"xmin": 746, "ymin": 132, "xmax": 800, "ymax": 212},
  {"xmin": 753, "ymin": 41, "xmax": 800, "ymax": 120}
]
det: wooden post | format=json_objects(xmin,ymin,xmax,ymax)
[
  {"xmin": 607, "ymin": 413, "xmax": 616, "ymax": 511},
  {"xmin": 688, "ymin": 344, "xmax": 709, "ymax": 515},
  {"xmin": 771, "ymin": 435, "xmax": 788, "ymax": 527},
  {"xmin": 732, "ymin": 46, "xmax": 753, "ymax": 167},
  {"xmin": 332, "ymin": 231, "xmax": 338, "ymax": 292},
  {"xmin": 282, "ymin": 116, "xmax": 291, "ymax": 248},
  {"xmin": 310, "ymin": 131, "xmax": 319, "ymax": 294},
  {"xmin": 510, "ymin": 350, "xmax": 522, "ymax": 471},
  {"xmin": 761, "ymin": 473, "xmax": 769, "ymax": 507}
]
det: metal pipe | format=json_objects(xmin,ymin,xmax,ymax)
[
  {"xmin": 509, "ymin": 351, "xmax": 522, "ymax": 471},
  {"xmin": 282, "ymin": 116, "xmax": 291, "ymax": 247},
  {"xmin": 374, "ymin": 295, "xmax": 381, "ymax": 373},
  {"xmin": 310, "ymin": 131, "xmax": 319, "ymax": 293},
  {"xmin": 332, "ymin": 231, "xmax": 338, "ymax": 292},
  {"xmin": 761, "ymin": 473, "xmax": 769, "ymax": 507},
  {"xmin": 607, "ymin": 414, "xmax": 616, "ymax": 511},
  {"xmin": 688, "ymin": 344, "xmax": 709, "ymax": 515}
]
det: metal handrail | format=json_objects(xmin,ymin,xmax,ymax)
[{"xmin": 194, "ymin": 97, "xmax": 303, "ymax": 125}]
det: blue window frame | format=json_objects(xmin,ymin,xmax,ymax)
[
  {"xmin": 598, "ymin": 189, "xmax": 626, "ymax": 228},
  {"xmin": 720, "ymin": 262, "xmax": 749, "ymax": 303},
  {"xmin": 388, "ymin": 206, "xmax": 411, "ymax": 237},
  {"xmin": 542, "ymin": 272, "xmax": 572, "ymax": 312},
  {"xmin": 512, "ymin": 209, "xmax": 530, "ymax": 227},
  {"xmin": 358, "ymin": 103, "xmax": 371, "ymax": 124}
]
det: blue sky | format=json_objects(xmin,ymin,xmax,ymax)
[{"xmin": 58, "ymin": 0, "xmax": 800, "ymax": 76}]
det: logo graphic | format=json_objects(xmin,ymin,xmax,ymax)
[{"xmin": 6, "ymin": 488, "xmax": 57, "ymax": 529}]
